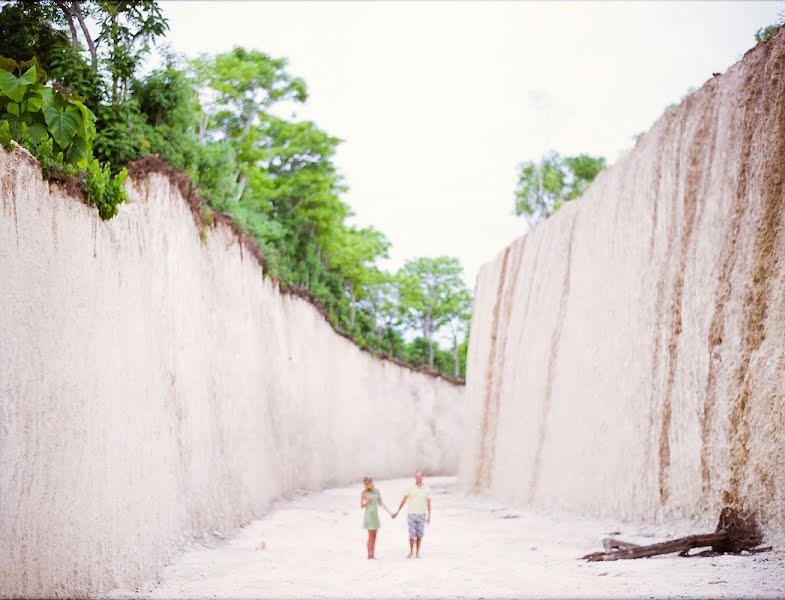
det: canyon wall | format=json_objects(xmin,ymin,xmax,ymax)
[
  {"xmin": 0, "ymin": 149, "xmax": 464, "ymax": 597},
  {"xmin": 461, "ymin": 30, "xmax": 785, "ymax": 543}
]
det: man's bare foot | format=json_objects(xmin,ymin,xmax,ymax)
[
  {"xmin": 416, "ymin": 554, "xmax": 420, "ymax": 558},
  {"xmin": 406, "ymin": 552, "xmax": 413, "ymax": 559}
]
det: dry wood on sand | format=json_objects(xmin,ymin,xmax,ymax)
[{"xmin": 582, "ymin": 508, "xmax": 772, "ymax": 561}]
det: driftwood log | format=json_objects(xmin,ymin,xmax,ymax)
[{"xmin": 582, "ymin": 508, "xmax": 770, "ymax": 561}]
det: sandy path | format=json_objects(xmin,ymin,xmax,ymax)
[{"xmin": 116, "ymin": 477, "xmax": 785, "ymax": 599}]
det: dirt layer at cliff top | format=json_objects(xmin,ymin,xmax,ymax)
[{"xmin": 126, "ymin": 154, "xmax": 463, "ymax": 385}]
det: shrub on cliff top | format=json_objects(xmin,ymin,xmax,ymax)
[
  {"xmin": 755, "ymin": 21, "xmax": 783, "ymax": 45},
  {"xmin": 0, "ymin": 56, "xmax": 127, "ymax": 220}
]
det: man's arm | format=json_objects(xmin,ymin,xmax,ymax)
[
  {"xmin": 427, "ymin": 498, "xmax": 432, "ymax": 523},
  {"xmin": 393, "ymin": 495, "xmax": 407, "ymax": 518}
]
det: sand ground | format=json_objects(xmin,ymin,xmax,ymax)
[{"xmin": 112, "ymin": 477, "xmax": 785, "ymax": 599}]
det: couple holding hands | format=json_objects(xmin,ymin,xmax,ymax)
[{"xmin": 360, "ymin": 471, "xmax": 431, "ymax": 560}]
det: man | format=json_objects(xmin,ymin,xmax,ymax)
[{"xmin": 392, "ymin": 470, "xmax": 431, "ymax": 558}]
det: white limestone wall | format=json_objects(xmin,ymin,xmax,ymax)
[
  {"xmin": 461, "ymin": 31, "xmax": 785, "ymax": 543},
  {"xmin": 0, "ymin": 149, "xmax": 463, "ymax": 598}
]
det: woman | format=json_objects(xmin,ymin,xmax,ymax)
[{"xmin": 360, "ymin": 476, "xmax": 392, "ymax": 559}]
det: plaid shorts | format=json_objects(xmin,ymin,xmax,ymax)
[{"xmin": 407, "ymin": 513, "xmax": 426, "ymax": 539}]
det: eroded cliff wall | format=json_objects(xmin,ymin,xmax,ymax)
[
  {"xmin": 0, "ymin": 149, "xmax": 463, "ymax": 597},
  {"xmin": 461, "ymin": 31, "xmax": 785, "ymax": 542}
]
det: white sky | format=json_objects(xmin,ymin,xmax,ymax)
[{"xmin": 157, "ymin": 0, "xmax": 783, "ymax": 290}]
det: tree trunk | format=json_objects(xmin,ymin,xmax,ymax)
[
  {"xmin": 234, "ymin": 172, "xmax": 249, "ymax": 202},
  {"xmin": 349, "ymin": 284, "xmax": 356, "ymax": 327},
  {"xmin": 236, "ymin": 105, "xmax": 255, "ymax": 143},
  {"xmin": 537, "ymin": 157, "xmax": 544, "ymax": 216},
  {"xmin": 198, "ymin": 114, "xmax": 208, "ymax": 144},
  {"xmin": 242, "ymin": 112, "xmax": 254, "ymax": 138},
  {"xmin": 453, "ymin": 334, "xmax": 459, "ymax": 378},
  {"xmin": 71, "ymin": 1, "xmax": 97, "ymax": 70},
  {"xmin": 425, "ymin": 309, "xmax": 434, "ymax": 368},
  {"xmin": 54, "ymin": 1, "xmax": 79, "ymax": 48}
]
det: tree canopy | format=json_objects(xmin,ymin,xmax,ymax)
[{"xmin": 514, "ymin": 151, "xmax": 605, "ymax": 227}]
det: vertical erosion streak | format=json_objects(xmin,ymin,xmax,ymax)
[
  {"xmin": 471, "ymin": 247, "xmax": 510, "ymax": 492},
  {"xmin": 724, "ymin": 44, "xmax": 785, "ymax": 508},
  {"xmin": 644, "ymin": 110, "xmax": 680, "ymax": 492},
  {"xmin": 526, "ymin": 216, "xmax": 576, "ymax": 504},
  {"xmin": 657, "ymin": 87, "xmax": 717, "ymax": 505},
  {"xmin": 701, "ymin": 71, "xmax": 759, "ymax": 499},
  {"xmin": 471, "ymin": 240, "xmax": 525, "ymax": 493}
]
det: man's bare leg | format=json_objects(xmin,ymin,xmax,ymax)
[
  {"xmin": 407, "ymin": 538, "xmax": 414, "ymax": 558},
  {"xmin": 415, "ymin": 537, "xmax": 422, "ymax": 558}
]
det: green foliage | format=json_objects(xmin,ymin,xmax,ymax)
[
  {"xmin": 82, "ymin": 159, "xmax": 128, "ymax": 220},
  {"xmin": 0, "ymin": 57, "xmax": 93, "ymax": 164},
  {"xmin": 0, "ymin": 55, "xmax": 125, "ymax": 219},
  {"xmin": 47, "ymin": 44, "xmax": 102, "ymax": 108},
  {"xmin": 92, "ymin": 100, "xmax": 148, "ymax": 167},
  {"xmin": 0, "ymin": 2, "xmax": 65, "ymax": 72},
  {"xmin": 514, "ymin": 150, "xmax": 606, "ymax": 227},
  {"xmin": 0, "ymin": 120, "xmax": 11, "ymax": 148},
  {"xmin": 755, "ymin": 22, "xmax": 783, "ymax": 45},
  {"xmin": 97, "ymin": 1, "xmax": 168, "ymax": 106}
]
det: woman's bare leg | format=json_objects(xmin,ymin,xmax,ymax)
[{"xmin": 368, "ymin": 530, "xmax": 377, "ymax": 559}]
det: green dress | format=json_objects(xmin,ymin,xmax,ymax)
[{"xmin": 363, "ymin": 489, "xmax": 381, "ymax": 530}]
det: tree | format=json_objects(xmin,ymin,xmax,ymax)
[
  {"xmin": 191, "ymin": 47, "xmax": 307, "ymax": 201},
  {"xmin": 0, "ymin": 2, "xmax": 68, "ymax": 68},
  {"xmin": 96, "ymin": 1, "xmax": 169, "ymax": 103},
  {"xmin": 2, "ymin": 1, "xmax": 171, "ymax": 168},
  {"xmin": 326, "ymin": 226, "xmax": 390, "ymax": 329},
  {"xmin": 755, "ymin": 17, "xmax": 783, "ymax": 45},
  {"xmin": 0, "ymin": 2, "xmax": 98, "ymax": 107},
  {"xmin": 444, "ymin": 292, "xmax": 472, "ymax": 378},
  {"xmin": 563, "ymin": 154, "xmax": 606, "ymax": 200},
  {"xmin": 398, "ymin": 257, "xmax": 471, "ymax": 369},
  {"xmin": 361, "ymin": 271, "xmax": 403, "ymax": 353},
  {"xmin": 2, "ymin": 1, "xmax": 169, "ymax": 106},
  {"xmin": 514, "ymin": 151, "xmax": 605, "ymax": 227}
]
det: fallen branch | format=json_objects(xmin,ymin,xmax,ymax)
[
  {"xmin": 685, "ymin": 545, "xmax": 772, "ymax": 558},
  {"xmin": 582, "ymin": 507, "xmax": 769, "ymax": 562},
  {"xmin": 602, "ymin": 538, "xmax": 640, "ymax": 552}
]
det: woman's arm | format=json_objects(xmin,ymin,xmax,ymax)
[
  {"xmin": 360, "ymin": 491, "xmax": 368, "ymax": 509},
  {"xmin": 379, "ymin": 495, "xmax": 392, "ymax": 515}
]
